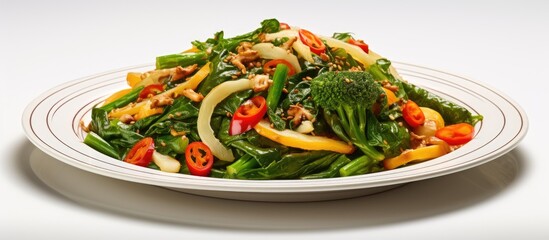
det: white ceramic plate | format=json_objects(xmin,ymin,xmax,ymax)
[
  {"xmin": 22, "ymin": 62, "xmax": 528, "ymax": 202},
  {"xmin": 28, "ymin": 145, "xmax": 522, "ymax": 229}
]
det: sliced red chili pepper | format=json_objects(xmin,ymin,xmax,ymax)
[
  {"xmin": 124, "ymin": 137, "xmax": 155, "ymax": 167},
  {"xmin": 435, "ymin": 123, "xmax": 475, "ymax": 145},
  {"xmin": 263, "ymin": 59, "xmax": 296, "ymax": 76},
  {"xmin": 298, "ymin": 29, "xmax": 326, "ymax": 55},
  {"xmin": 229, "ymin": 96, "xmax": 268, "ymax": 135},
  {"xmin": 280, "ymin": 22, "xmax": 291, "ymax": 30},
  {"xmin": 185, "ymin": 141, "xmax": 214, "ymax": 176},
  {"xmin": 139, "ymin": 83, "xmax": 164, "ymax": 99},
  {"xmin": 348, "ymin": 38, "xmax": 369, "ymax": 54},
  {"xmin": 402, "ymin": 100, "xmax": 425, "ymax": 128}
]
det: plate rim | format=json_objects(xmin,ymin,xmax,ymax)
[{"xmin": 21, "ymin": 62, "xmax": 529, "ymax": 195}]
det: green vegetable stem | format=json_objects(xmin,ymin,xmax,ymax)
[
  {"xmin": 99, "ymin": 86, "xmax": 144, "ymax": 113},
  {"xmin": 155, "ymin": 52, "xmax": 208, "ymax": 70},
  {"xmin": 301, "ymin": 154, "xmax": 351, "ymax": 179},
  {"xmin": 237, "ymin": 151, "xmax": 337, "ymax": 180},
  {"xmin": 266, "ymin": 64, "xmax": 289, "ymax": 111},
  {"xmin": 225, "ymin": 154, "xmax": 258, "ymax": 178},
  {"xmin": 339, "ymin": 155, "xmax": 373, "ymax": 177},
  {"xmin": 84, "ymin": 132, "xmax": 120, "ymax": 159}
]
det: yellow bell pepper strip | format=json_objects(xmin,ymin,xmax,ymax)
[
  {"xmin": 132, "ymin": 63, "xmax": 202, "ymax": 88},
  {"xmin": 126, "ymin": 72, "xmax": 142, "ymax": 87},
  {"xmin": 383, "ymin": 143, "xmax": 450, "ymax": 170},
  {"xmin": 253, "ymin": 120, "xmax": 355, "ymax": 154},
  {"xmin": 133, "ymin": 100, "xmax": 163, "ymax": 120},
  {"xmin": 108, "ymin": 102, "xmax": 142, "ymax": 118},
  {"xmin": 182, "ymin": 46, "xmax": 200, "ymax": 53},
  {"xmin": 383, "ymin": 87, "xmax": 399, "ymax": 106},
  {"xmin": 108, "ymin": 63, "xmax": 210, "ymax": 119},
  {"xmin": 165, "ymin": 62, "xmax": 211, "ymax": 97}
]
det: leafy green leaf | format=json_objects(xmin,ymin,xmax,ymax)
[
  {"xmin": 237, "ymin": 151, "xmax": 337, "ymax": 179},
  {"xmin": 261, "ymin": 18, "xmax": 280, "ymax": 33},
  {"xmin": 154, "ymin": 135, "xmax": 189, "ymax": 157},
  {"xmin": 89, "ymin": 108, "xmax": 144, "ymax": 156},
  {"xmin": 213, "ymin": 89, "xmax": 253, "ymax": 116},
  {"xmin": 367, "ymin": 112, "xmax": 410, "ymax": 158},
  {"xmin": 332, "ymin": 32, "xmax": 353, "ymax": 41},
  {"xmin": 402, "ymin": 82, "xmax": 483, "ymax": 125}
]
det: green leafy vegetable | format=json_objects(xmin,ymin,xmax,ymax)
[
  {"xmin": 237, "ymin": 151, "xmax": 338, "ymax": 180},
  {"xmin": 83, "ymin": 18, "xmax": 484, "ymax": 178},
  {"xmin": 84, "ymin": 132, "xmax": 120, "ymax": 159},
  {"xmin": 266, "ymin": 64, "xmax": 288, "ymax": 111},
  {"xmin": 155, "ymin": 52, "xmax": 208, "ymax": 69},
  {"xmin": 366, "ymin": 112, "xmax": 410, "ymax": 158},
  {"xmin": 90, "ymin": 108, "xmax": 143, "ymax": 152},
  {"xmin": 402, "ymin": 82, "xmax": 483, "ymax": 125},
  {"xmin": 301, "ymin": 154, "xmax": 351, "ymax": 179}
]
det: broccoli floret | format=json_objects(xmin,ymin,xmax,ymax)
[{"xmin": 311, "ymin": 71, "xmax": 385, "ymax": 161}]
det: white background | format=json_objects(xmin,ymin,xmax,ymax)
[{"xmin": 1, "ymin": 0, "xmax": 547, "ymax": 239}]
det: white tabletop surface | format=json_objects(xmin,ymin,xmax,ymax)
[{"xmin": 2, "ymin": 0, "xmax": 547, "ymax": 239}]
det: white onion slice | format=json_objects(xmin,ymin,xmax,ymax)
[
  {"xmin": 152, "ymin": 151, "xmax": 181, "ymax": 173},
  {"xmin": 264, "ymin": 29, "xmax": 298, "ymax": 41},
  {"xmin": 252, "ymin": 43, "xmax": 302, "ymax": 72},
  {"xmin": 319, "ymin": 36, "xmax": 377, "ymax": 67},
  {"xmin": 292, "ymin": 39, "xmax": 314, "ymax": 63},
  {"xmin": 197, "ymin": 78, "xmax": 253, "ymax": 161},
  {"xmin": 265, "ymin": 29, "xmax": 314, "ymax": 63}
]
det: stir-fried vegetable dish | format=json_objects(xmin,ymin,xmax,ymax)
[{"xmin": 83, "ymin": 19, "xmax": 483, "ymax": 179}]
